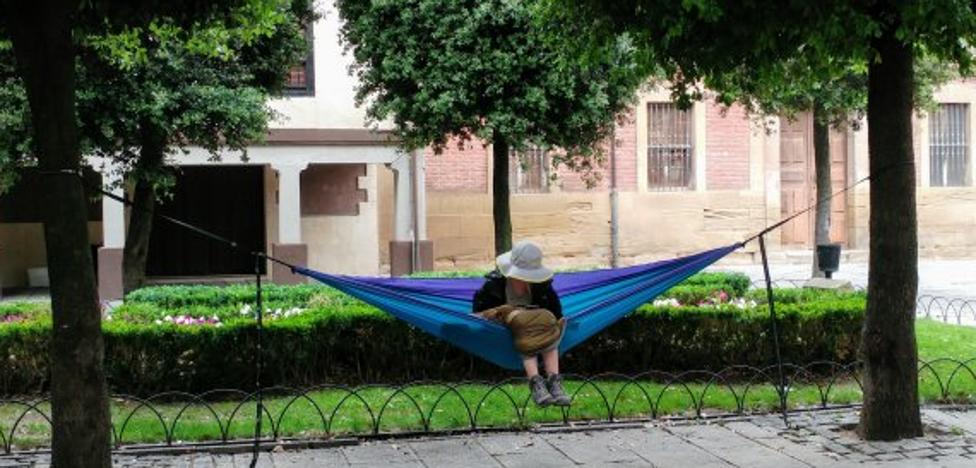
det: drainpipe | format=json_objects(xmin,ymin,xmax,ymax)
[
  {"xmin": 610, "ymin": 127, "xmax": 620, "ymax": 268},
  {"xmin": 410, "ymin": 150, "xmax": 420, "ymax": 273}
]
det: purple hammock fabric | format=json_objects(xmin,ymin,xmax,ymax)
[{"xmin": 295, "ymin": 243, "xmax": 742, "ymax": 369}]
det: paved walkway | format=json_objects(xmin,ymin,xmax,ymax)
[
  {"xmin": 713, "ymin": 258, "xmax": 976, "ymax": 300},
  {"xmin": 3, "ymin": 407, "xmax": 976, "ymax": 467}
]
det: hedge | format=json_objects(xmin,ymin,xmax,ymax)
[
  {"xmin": 0, "ymin": 292, "xmax": 864, "ymax": 396},
  {"xmin": 120, "ymin": 271, "xmax": 752, "ymax": 311}
]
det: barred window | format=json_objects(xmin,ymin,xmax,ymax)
[
  {"xmin": 509, "ymin": 146, "xmax": 549, "ymax": 193},
  {"xmin": 929, "ymin": 103, "xmax": 970, "ymax": 187},
  {"xmin": 647, "ymin": 102, "xmax": 693, "ymax": 190},
  {"xmin": 284, "ymin": 24, "xmax": 314, "ymax": 96}
]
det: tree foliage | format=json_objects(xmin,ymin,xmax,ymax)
[
  {"xmin": 0, "ymin": 0, "xmax": 311, "ymax": 191},
  {"xmin": 549, "ymin": 1, "xmax": 975, "ymax": 109},
  {"xmin": 335, "ymin": 0, "xmax": 644, "ymax": 176},
  {"xmin": 548, "ymin": 0, "xmax": 976, "ymax": 440},
  {"xmin": 708, "ymin": 50, "xmax": 953, "ymax": 129}
]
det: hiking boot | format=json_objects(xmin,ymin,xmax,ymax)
[
  {"xmin": 529, "ymin": 375, "xmax": 553, "ymax": 406},
  {"xmin": 547, "ymin": 374, "xmax": 572, "ymax": 406}
]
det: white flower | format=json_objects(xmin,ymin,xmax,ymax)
[{"xmin": 652, "ymin": 298, "xmax": 681, "ymax": 307}]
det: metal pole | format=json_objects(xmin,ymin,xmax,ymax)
[
  {"xmin": 610, "ymin": 126, "xmax": 620, "ymax": 268},
  {"xmin": 410, "ymin": 151, "xmax": 419, "ymax": 274},
  {"xmin": 250, "ymin": 253, "xmax": 265, "ymax": 468},
  {"xmin": 759, "ymin": 235, "xmax": 789, "ymax": 426}
]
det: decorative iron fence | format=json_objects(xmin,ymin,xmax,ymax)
[
  {"xmin": 916, "ymin": 295, "xmax": 976, "ymax": 325},
  {"xmin": 3, "ymin": 359, "xmax": 976, "ymax": 454}
]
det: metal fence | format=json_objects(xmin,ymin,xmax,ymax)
[
  {"xmin": 5, "ymin": 290, "xmax": 976, "ymax": 454},
  {"xmin": 4, "ymin": 358, "xmax": 976, "ymax": 454}
]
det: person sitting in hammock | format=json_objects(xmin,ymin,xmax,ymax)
[{"xmin": 473, "ymin": 240, "xmax": 570, "ymax": 407}]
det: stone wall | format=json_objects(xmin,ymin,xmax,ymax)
[
  {"xmin": 917, "ymin": 187, "xmax": 976, "ymax": 258},
  {"xmin": 426, "ymin": 190, "xmax": 767, "ymax": 271}
]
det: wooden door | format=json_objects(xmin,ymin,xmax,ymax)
[
  {"xmin": 779, "ymin": 114, "xmax": 813, "ymax": 245},
  {"xmin": 778, "ymin": 113, "xmax": 849, "ymax": 247}
]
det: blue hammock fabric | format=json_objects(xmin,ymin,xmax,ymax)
[{"xmin": 294, "ymin": 243, "xmax": 742, "ymax": 369}]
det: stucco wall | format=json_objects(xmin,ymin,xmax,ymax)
[
  {"xmin": 301, "ymin": 164, "xmax": 380, "ymax": 275},
  {"xmin": 266, "ymin": 0, "xmax": 388, "ymax": 131}
]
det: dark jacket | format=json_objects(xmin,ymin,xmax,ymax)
[{"xmin": 472, "ymin": 271, "xmax": 563, "ymax": 319}]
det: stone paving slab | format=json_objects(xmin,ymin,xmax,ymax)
[
  {"xmin": 407, "ymin": 438, "xmax": 501, "ymax": 468},
  {"xmin": 3, "ymin": 407, "xmax": 976, "ymax": 467},
  {"xmin": 668, "ymin": 423, "xmax": 806, "ymax": 467},
  {"xmin": 475, "ymin": 433, "xmax": 575, "ymax": 468},
  {"xmin": 537, "ymin": 431, "xmax": 648, "ymax": 465},
  {"xmin": 613, "ymin": 428, "xmax": 732, "ymax": 467}
]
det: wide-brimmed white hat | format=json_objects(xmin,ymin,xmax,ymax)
[{"xmin": 496, "ymin": 241, "xmax": 553, "ymax": 283}]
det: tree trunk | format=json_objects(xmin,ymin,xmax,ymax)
[
  {"xmin": 492, "ymin": 132, "xmax": 513, "ymax": 255},
  {"xmin": 4, "ymin": 1, "xmax": 113, "ymax": 466},
  {"xmin": 122, "ymin": 126, "xmax": 167, "ymax": 295},
  {"xmin": 857, "ymin": 23, "xmax": 923, "ymax": 441},
  {"xmin": 811, "ymin": 103, "xmax": 832, "ymax": 277}
]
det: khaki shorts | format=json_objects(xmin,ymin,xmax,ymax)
[{"xmin": 479, "ymin": 305, "xmax": 565, "ymax": 356}]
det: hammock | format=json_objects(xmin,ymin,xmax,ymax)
[{"xmin": 294, "ymin": 243, "xmax": 742, "ymax": 369}]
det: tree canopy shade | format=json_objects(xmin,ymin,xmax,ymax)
[
  {"xmin": 550, "ymin": 0, "xmax": 976, "ymax": 440},
  {"xmin": 2, "ymin": 1, "xmax": 311, "ymax": 293},
  {"xmin": 0, "ymin": 0, "xmax": 288, "ymax": 465},
  {"xmin": 87, "ymin": 0, "xmax": 310, "ymax": 293},
  {"xmin": 335, "ymin": 0, "xmax": 645, "ymax": 254},
  {"xmin": 1, "ymin": 1, "xmax": 309, "ymax": 177}
]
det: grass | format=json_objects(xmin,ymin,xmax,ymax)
[{"xmin": 3, "ymin": 318, "xmax": 975, "ymax": 450}]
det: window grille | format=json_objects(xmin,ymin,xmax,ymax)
[
  {"xmin": 929, "ymin": 103, "xmax": 970, "ymax": 187},
  {"xmin": 647, "ymin": 102, "xmax": 693, "ymax": 190},
  {"xmin": 284, "ymin": 24, "xmax": 315, "ymax": 96},
  {"xmin": 509, "ymin": 146, "xmax": 549, "ymax": 193}
]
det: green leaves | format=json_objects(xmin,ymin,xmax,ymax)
[
  {"xmin": 0, "ymin": 0, "xmax": 310, "ymax": 195},
  {"xmin": 552, "ymin": 0, "xmax": 972, "ymax": 121},
  {"xmin": 337, "ymin": 0, "xmax": 642, "ymax": 171}
]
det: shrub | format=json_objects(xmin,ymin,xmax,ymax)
[
  {"xmin": 679, "ymin": 271, "xmax": 751, "ymax": 296},
  {"xmin": 0, "ymin": 291, "xmax": 864, "ymax": 396},
  {"xmin": 123, "ymin": 271, "xmax": 752, "ymax": 310},
  {"xmin": 578, "ymin": 297, "xmax": 864, "ymax": 374},
  {"xmin": 123, "ymin": 283, "xmax": 345, "ymax": 309},
  {"xmin": 0, "ymin": 302, "xmax": 47, "ymax": 320},
  {"xmin": 745, "ymin": 287, "xmax": 866, "ymax": 304},
  {"xmin": 406, "ymin": 269, "xmax": 487, "ymax": 278}
]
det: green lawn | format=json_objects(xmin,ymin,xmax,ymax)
[{"xmin": 2, "ymin": 319, "xmax": 975, "ymax": 450}]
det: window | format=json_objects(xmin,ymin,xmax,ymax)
[
  {"xmin": 509, "ymin": 146, "xmax": 549, "ymax": 193},
  {"xmin": 284, "ymin": 24, "xmax": 314, "ymax": 96},
  {"xmin": 647, "ymin": 102, "xmax": 693, "ymax": 190},
  {"xmin": 929, "ymin": 103, "xmax": 970, "ymax": 187}
]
